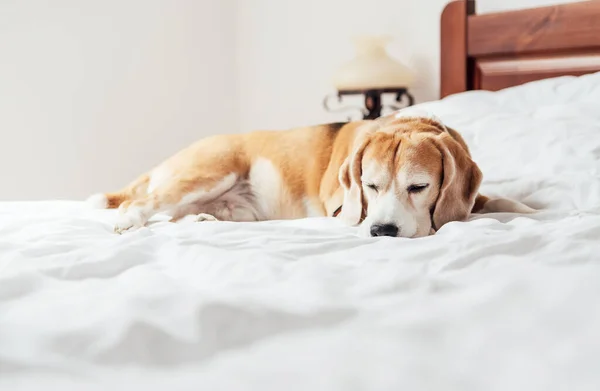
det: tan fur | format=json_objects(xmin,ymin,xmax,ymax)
[
  {"xmin": 105, "ymin": 174, "xmax": 150, "ymax": 208},
  {"xmin": 99, "ymin": 116, "xmax": 530, "ymax": 234},
  {"xmin": 337, "ymin": 117, "xmax": 483, "ymax": 235},
  {"xmin": 377, "ymin": 116, "xmax": 487, "ymax": 216}
]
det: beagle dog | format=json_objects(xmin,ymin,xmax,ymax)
[{"xmin": 90, "ymin": 112, "xmax": 532, "ymax": 237}]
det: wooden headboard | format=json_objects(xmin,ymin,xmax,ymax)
[{"xmin": 440, "ymin": 0, "xmax": 600, "ymax": 97}]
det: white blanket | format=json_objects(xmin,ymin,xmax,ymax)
[{"xmin": 1, "ymin": 73, "xmax": 600, "ymax": 391}]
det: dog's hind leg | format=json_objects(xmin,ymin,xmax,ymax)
[{"xmin": 114, "ymin": 173, "xmax": 238, "ymax": 234}]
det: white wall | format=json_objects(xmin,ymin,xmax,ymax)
[
  {"xmin": 0, "ymin": 0, "xmax": 237, "ymax": 200},
  {"xmin": 0, "ymin": 0, "xmax": 580, "ymax": 200},
  {"xmin": 236, "ymin": 0, "xmax": 442, "ymax": 131},
  {"xmin": 235, "ymin": 0, "xmax": 582, "ymax": 131}
]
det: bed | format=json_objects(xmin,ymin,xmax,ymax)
[{"xmin": 2, "ymin": 1, "xmax": 600, "ymax": 390}]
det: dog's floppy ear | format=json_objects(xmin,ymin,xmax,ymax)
[
  {"xmin": 338, "ymin": 137, "xmax": 370, "ymax": 226},
  {"xmin": 432, "ymin": 133, "xmax": 482, "ymax": 230}
]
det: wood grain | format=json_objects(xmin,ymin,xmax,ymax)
[
  {"xmin": 440, "ymin": 0, "xmax": 600, "ymax": 94},
  {"xmin": 474, "ymin": 53, "xmax": 600, "ymax": 91},
  {"xmin": 440, "ymin": 0, "xmax": 475, "ymax": 98},
  {"xmin": 468, "ymin": 1, "xmax": 600, "ymax": 57}
]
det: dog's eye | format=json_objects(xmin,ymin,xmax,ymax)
[
  {"xmin": 407, "ymin": 184, "xmax": 429, "ymax": 193},
  {"xmin": 365, "ymin": 183, "xmax": 379, "ymax": 192}
]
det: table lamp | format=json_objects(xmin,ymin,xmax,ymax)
[{"xmin": 324, "ymin": 35, "xmax": 415, "ymax": 120}]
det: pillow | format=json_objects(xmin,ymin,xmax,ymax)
[{"xmin": 406, "ymin": 72, "xmax": 600, "ymax": 211}]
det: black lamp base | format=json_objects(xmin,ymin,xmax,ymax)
[{"xmin": 323, "ymin": 88, "xmax": 414, "ymax": 120}]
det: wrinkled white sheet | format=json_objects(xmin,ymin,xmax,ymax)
[{"xmin": 1, "ymin": 73, "xmax": 600, "ymax": 391}]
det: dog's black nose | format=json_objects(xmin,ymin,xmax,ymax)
[{"xmin": 370, "ymin": 224, "xmax": 399, "ymax": 237}]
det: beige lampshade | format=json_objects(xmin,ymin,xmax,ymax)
[{"xmin": 333, "ymin": 35, "xmax": 413, "ymax": 91}]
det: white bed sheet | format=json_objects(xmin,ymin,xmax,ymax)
[{"xmin": 1, "ymin": 73, "xmax": 600, "ymax": 391}]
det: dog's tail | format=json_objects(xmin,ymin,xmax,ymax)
[
  {"xmin": 87, "ymin": 174, "xmax": 150, "ymax": 209},
  {"xmin": 473, "ymin": 194, "xmax": 537, "ymax": 214}
]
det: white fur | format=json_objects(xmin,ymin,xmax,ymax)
[
  {"xmin": 180, "ymin": 173, "xmax": 237, "ymax": 205},
  {"xmin": 248, "ymin": 158, "xmax": 288, "ymax": 219},
  {"xmin": 360, "ymin": 189, "xmax": 416, "ymax": 238},
  {"xmin": 359, "ymin": 162, "xmax": 435, "ymax": 238},
  {"xmin": 114, "ymin": 204, "xmax": 150, "ymax": 234},
  {"xmin": 147, "ymin": 166, "xmax": 171, "ymax": 194},
  {"xmin": 194, "ymin": 213, "xmax": 218, "ymax": 222},
  {"xmin": 115, "ymin": 173, "xmax": 239, "ymax": 233},
  {"xmin": 361, "ymin": 161, "xmax": 390, "ymax": 188},
  {"xmin": 86, "ymin": 193, "xmax": 108, "ymax": 209},
  {"xmin": 303, "ymin": 198, "xmax": 324, "ymax": 217},
  {"xmin": 194, "ymin": 179, "xmax": 262, "ymax": 222},
  {"xmin": 337, "ymin": 157, "xmax": 363, "ymax": 226},
  {"xmin": 155, "ymin": 159, "xmax": 291, "ymax": 226},
  {"xmin": 197, "ymin": 158, "xmax": 311, "ymax": 221}
]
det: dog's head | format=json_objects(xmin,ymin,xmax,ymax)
[{"xmin": 338, "ymin": 116, "xmax": 482, "ymax": 238}]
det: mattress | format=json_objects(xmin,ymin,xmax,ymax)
[{"xmin": 2, "ymin": 73, "xmax": 600, "ymax": 391}]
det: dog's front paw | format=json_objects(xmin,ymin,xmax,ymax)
[
  {"xmin": 114, "ymin": 214, "xmax": 143, "ymax": 234},
  {"xmin": 194, "ymin": 213, "xmax": 218, "ymax": 222},
  {"xmin": 114, "ymin": 219, "xmax": 134, "ymax": 234}
]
